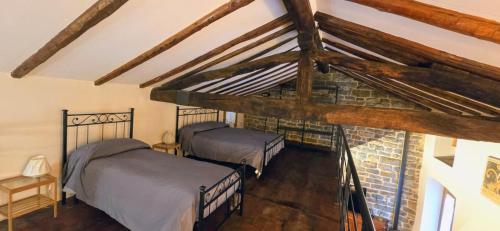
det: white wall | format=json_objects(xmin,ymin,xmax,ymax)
[
  {"xmin": 414, "ymin": 136, "xmax": 500, "ymax": 231},
  {"xmin": 0, "ymin": 73, "xmax": 176, "ymax": 204}
]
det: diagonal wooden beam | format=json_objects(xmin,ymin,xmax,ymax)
[
  {"xmin": 226, "ymin": 64, "xmax": 298, "ymax": 95},
  {"xmin": 236, "ymin": 37, "xmax": 297, "ymax": 65},
  {"xmin": 150, "ymin": 90, "xmax": 500, "ymax": 142},
  {"xmin": 348, "ymin": 0, "xmax": 500, "ymax": 44},
  {"xmin": 315, "ymin": 11, "xmax": 500, "ymax": 81},
  {"xmin": 156, "ymin": 51, "xmax": 300, "ymax": 90},
  {"xmin": 413, "ymin": 84, "xmax": 500, "ymax": 116},
  {"xmin": 146, "ymin": 25, "xmax": 295, "ymax": 88},
  {"xmin": 239, "ymin": 72, "xmax": 297, "ymax": 95},
  {"xmin": 331, "ymin": 66, "xmax": 431, "ymax": 112},
  {"xmin": 191, "ymin": 67, "xmax": 268, "ymax": 93},
  {"xmin": 323, "ymin": 38, "xmax": 388, "ymax": 63},
  {"xmin": 190, "ymin": 36, "xmax": 297, "ymax": 92},
  {"xmin": 94, "ymin": 0, "xmax": 254, "ymax": 85},
  {"xmin": 11, "ymin": 0, "xmax": 129, "ymax": 78},
  {"xmin": 212, "ymin": 63, "xmax": 296, "ymax": 94},
  {"xmin": 133, "ymin": 14, "xmax": 291, "ymax": 88},
  {"xmin": 282, "ymin": 0, "xmax": 315, "ymax": 50},
  {"xmin": 347, "ymin": 70, "xmax": 475, "ymax": 115},
  {"xmin": 315, "ymin": 50, "xmax": 500, "ymax": 107},
  {"xmin": 314, "ymin": 30, "xmax": 330, "ymax": 73},
  {"xmin": 325, "ymin": 45, "xmax": 484, "ymax": 115},
  {"xmin": 245, "ymin": 76, "xmax": 297, "ymax": 96}
]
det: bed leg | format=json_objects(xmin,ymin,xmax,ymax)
[
  {"xmin": 197, "ymin": 186, "xmax": 206, "ymax": 231},
  {"xmin": 61, "ymin": 191, "xmax": 66, "ymax": 205}
]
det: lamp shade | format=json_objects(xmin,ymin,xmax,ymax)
[{"xmin": 22, "ymin": 155, "xmax": 51, "ymax": 177}]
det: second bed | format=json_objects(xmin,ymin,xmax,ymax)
[{"xmin": 176, "ymin": 107, "xmax": 284, "ymax": 176}]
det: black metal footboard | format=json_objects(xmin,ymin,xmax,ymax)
[
  {"xmin": 261, "ymin": 134, "xmax": 285, "ymax": 175},
  {"xmin": 195, "ymin": 161, "xmax": 246, "ymax": 231}
]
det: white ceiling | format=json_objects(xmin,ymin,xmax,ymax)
[
  {"xmin": 0, "ymin": 0, "xmax": 291, "ymax": 86},
  {"xmin": 1, "ymin": 0, "xmax": 499, "ymax": 87}
]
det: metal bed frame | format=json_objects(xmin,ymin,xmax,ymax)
[
  {"xmin": 61, "ymin": 108, "xmax": 245, "ymax": 231},
  {"xmin": 175, "ymin": 106, "xmax": 284, "ymax": 176}
]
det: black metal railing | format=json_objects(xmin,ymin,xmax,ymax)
[{"xmin": 335, "ymin": 125, "xmax": 375, "ymax": 231}]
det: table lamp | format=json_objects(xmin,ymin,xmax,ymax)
[{"xmin": 22, "ymin": 155, "xmax": 51, "ymax": 177}]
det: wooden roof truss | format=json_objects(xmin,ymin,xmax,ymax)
[{"xmin": 10, "ymin": 0, "xmax": 500, "ymax": 142}]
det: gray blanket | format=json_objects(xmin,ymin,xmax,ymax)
[
  {"xmin": 63, "ymin": 138, "xmax": 237, "ymax": 231},
  {"xmin": 179, "ymin": 122, "xmax": 284, "ymax": 173}
]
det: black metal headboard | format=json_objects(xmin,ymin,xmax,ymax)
[
  {"xmin": 175, "ymin": 106, "xmax": 220, "ymax": 143},
  {"xmin": 61, "ymin": 108, "xmax": 134, "ymax": 204}
]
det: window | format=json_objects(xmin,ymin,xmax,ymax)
[
  {"xmin": 438, "ymin": 189, "xmax": 456, "ymax": 231},
  {"xmin": 225, "ymin": 111, "xmax": 237, "ymax": 127},
  {"xmin": 434, "ymin": 136, "xmax": 457, "ymax": 167}
]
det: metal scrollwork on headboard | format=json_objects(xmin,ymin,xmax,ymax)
[
  {"xmin": 68, "ymin": 113, "xmax": 130, "ymax": 127},
  {"xmin": 175, "ymin": 106, "xmax": 220, "ymax": 143}
]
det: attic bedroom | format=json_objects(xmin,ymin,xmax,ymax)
[{"xmin": 0, "ymin": 0, "xmax": 499, "ymax": 231}]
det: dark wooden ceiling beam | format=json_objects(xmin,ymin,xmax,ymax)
[
  {"xmin": 156, "ymin": 51, "xmax": 300, "ymax": 90},
  {"xmin": 376, "ymin": 77, "xmax": 481, "ymax": 116},
  {"xmin": 282, "ymin": 0, "xmax": 315, "ymax": 50},
  {"xmin": 150, "ymin": 90, "xmax": 500, "ymax": 142},
  {"xmin": 11, "ymin": 0, "xmax": 129, "ymax": 78},
  {"xmin": 331, "ymin": 66, "xmax": 436, "ymax": 112},
  {"xmin": 348, "ymin": 0, "xmax": 500, "ymax": 44},
  {"xmin": 323, "ymin": 38, "xmax": 388, "ymax": 63},
  {"xmin": 315, "ymin": 50, "xmax": 500, "ymax": 107},
  {"xmin": 95, "ymin": 0, "xmax": 255, "ymax": 85},
  {"xmin": 192, "ymin": 67, "xmax": 270, "ymax": 93},
  {"xmin": 356, "ymin": 72, "xmax": 479, "ymax": 115},
  {"xmin": 236, "ymin": 72, "xmax": 297, "ymax": 95},
  {"xmin": 325, "ymin": 46, "xmax": 483, "ymax": 115},
  {"xmin": 228, "ymin": 65, "xmax": 298, "ymax": 95},
  {"xmin": 246, "ymin": 76, "xmax": 297, "ymax": 96},
  {"xmin": 216, "ymin": 63, "xmax": 296, "ymax": 94},
  {"xmin": 150, "ymin": 25, "xmax": 295, "ymax": 89},
  {"xmin": 325, "ymin": 40, "xmax": 498, "ymax": 115},
  {"xmin": 315, "ymin": 11, "xmax": 500, "ymax": 81},
  {"xmin": 135, "ymin": 14, "xmax": 292, "ymax": 88},
  {"xmin": 282, "ymin": 0, "xmax": 316, "ymax": 102},
  {"xmin": 296, "ymin": 49, "xmax": 314, "ymax": 103},
  {"xmin": 314, "ymin": 30, "xmax": 330, "ymax": 73},
  {"xmin": 193, "ymin": 37, "xmax": 297, "ymax": 92},
  {"xmin": 236, "ymin": 37, "xmax": 297, "ymax": 65},
  {"xmin": 413, "ymin": 84, "xmax": 500, "ymax": 116}
]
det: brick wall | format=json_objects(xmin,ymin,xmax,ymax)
[{"xmin": 244, "ymin": 71, "xmax": 425, "ymax": 231}]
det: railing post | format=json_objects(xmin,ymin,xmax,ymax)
[{"xmin": 340, "ymin": 128, "xmax": 375, "ymax": 231}]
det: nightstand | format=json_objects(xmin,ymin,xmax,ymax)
[
  {"xmin": 152, "ymin": 142, "xmax": 181, "ymax": 156},
  {"xmin": 0, "ymin": 175, "xmax": 57, "ymax": 231}
]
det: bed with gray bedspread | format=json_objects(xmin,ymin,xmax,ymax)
[
  {"xmin": 179, "ymin": 122, "xmax": 284, "ymax": 175},
  {"xmin": 63, "ymin": 138, "xmax": 239, "ymax": 231}
]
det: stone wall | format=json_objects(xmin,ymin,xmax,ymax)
[{"xmin": 244, "ymin": 71, "xmax": 425, "ymax": 231}]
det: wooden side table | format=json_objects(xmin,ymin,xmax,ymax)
[
  {"xmin": 152, "ymin": 143, "xmax": 181, "ymax": 156},
  {"xmin": 0, "ymin": 175, "xmax": 57, "ymax": 231}
]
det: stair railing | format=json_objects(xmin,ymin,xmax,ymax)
[{"xmin": 336, "ymin": 125, "xmax": 375, "ymax": 231}]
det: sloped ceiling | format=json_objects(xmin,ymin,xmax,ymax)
[
  {"xmin": 0, "ymin": 0, "xmax": 293, "ymax": 85},
  {"xmin": 1, "ymin": 0, "xmax": 500, "ymax": 88},
  {"xmin": 316, "ymin": 0, "xmax": 500, "ymax": 68}
]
